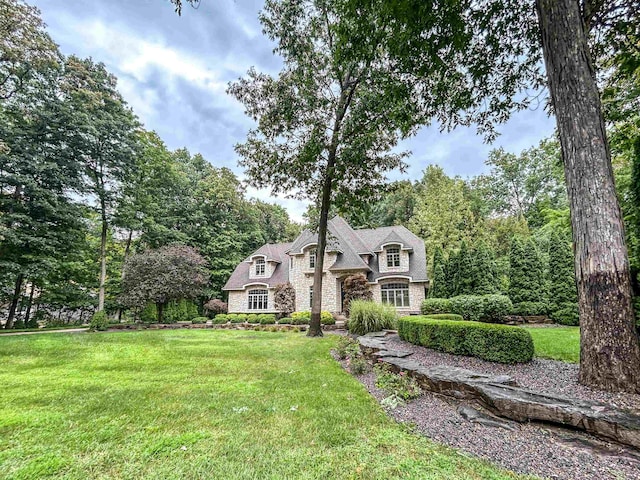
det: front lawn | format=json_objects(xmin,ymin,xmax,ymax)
[
  {"xmin": 0, "ymin": 330, "xmax": 521, "ymax": 479},
  {"xmin": 523, "ymin": 326, "xmax": 580, "ymax": 363}
]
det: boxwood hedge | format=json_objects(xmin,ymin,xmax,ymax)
[
  {"xmin": 424, "ymin": 313, "xmax": 464, "ymax": 321},
  {"xmin": 397, "ymin": 316, "xmax": 533, "ymax": 364}
]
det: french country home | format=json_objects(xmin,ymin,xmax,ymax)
[{"xmin": 223, "ymin": 216, "xmax": 428, "ymax": 314}]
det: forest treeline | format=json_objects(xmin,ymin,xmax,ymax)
[
  {"xmin": 0, "ymin": 1, "xmax": 299, "ymax": 328},
  {"xmin": 2, "ymin": 0, "xmax": 638, "ymax": 328}
]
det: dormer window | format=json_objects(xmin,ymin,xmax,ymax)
[
  {"xmin": 255, "ymin": 258, "xmax": 265, "ymax": 276},
  {"xmin": 309, "ymin": 249, "xmax": 316, "ymax": 269},
  {"xmin": 386, "ymin": 247, "xmax": 400, "ymax": 267}
]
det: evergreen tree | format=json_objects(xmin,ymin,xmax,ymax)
[
  {"xmin": 456, "ymin": 241, "xmax": 474, "ymax": 295},
  {"xmin": 509, "ymin": 237, "xmax": 528, "ymax": 304},
  {"xmin": 524, "ymin": 238, "xmax": 547, "ymax": 303},
  {"xmin": 471, "ymin": 242, "xmax": 498, "ymax": 295},
  {"xmin": 548, "ymin": 230, "xmax": 577, "ymax": 311},
  {"xmin": 430, "ymin": 246, "xmax": 448, "ymax": 298},
  {"xmin": 444, "ymin": 250, "xmax": 459, "ymax": 297}
]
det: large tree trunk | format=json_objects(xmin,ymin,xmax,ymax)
[
  {"xmin": 308, "ymin": 156, "xmax": 335, "ymax": 337},
  {"xmin": 5, "ymin": 274, "xmax": 24, "ymax": 329},
  {"xmin": 536, "ymin": 0, "xmax": 640, "ymax": 393},
  {"xmin": 98, "ymin": 205, "xmax": 108, "ymax": 312},
  {"xmin": 157, "ymin": 302, "xmax": 165, "ymax": 323}
]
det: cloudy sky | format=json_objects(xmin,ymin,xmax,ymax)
[{"xmin": 32, "ymin": 0, "xmax": 556, "ymax": 222}]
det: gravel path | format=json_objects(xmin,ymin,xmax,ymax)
[
  {"xmin": 384, "ymin": 334, "xmax": 640, "ymax": 412},
  {"xmin": 338, "ymin": 334, "xmax": 640, "ymax": 479},
  {"xmin": 357, "ymin": 370, "xmax": 640, "ymax": 480}
]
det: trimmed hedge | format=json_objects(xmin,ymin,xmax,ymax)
[
  {"xmin": 421, "ymin": 298, "xmax": 452, "ymax": 315},
  {"xmin": 290, "ymin": 311, "xmax": 335, "ymax": 325},
  {"xmin": 424, "ymin": 313, "xmax": 464, "ymax": 321},
  {"xmin": 449, "ymin": 295, "xmax": 485, "ymax": 321},
  {"xmin": 511, "ymin": 301, "xmax": 548, "ymax": 316},
  {"xmin": 191, "ymin": 317, "xmax": 209, "ymax": 324},
  {"xmin": 213, "ymin": 314, "xmax": 228, "ymax": 324},
  {"xmin": 398, "ymin": 316, "xmax": 534, "ymax": 364}
]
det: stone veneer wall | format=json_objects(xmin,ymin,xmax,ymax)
[
  {"xmin": 378, "ymin": 246, "xmax": 410, "ymax": 274},
  {"xmin": 227, "ymin": 287, "xmax": 277, "ymax": 313}
]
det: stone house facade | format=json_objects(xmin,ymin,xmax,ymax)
[{"xmin": 223, "ymin": 216, "xmax": 428, "ymax": 315}]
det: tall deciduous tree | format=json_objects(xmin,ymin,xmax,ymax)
[
  {"xmin": 62, "ymin": 56, "xmax": 139, "ymax": 312},
  {"xmin": 536, "ymin": 0, "xmax": 640, "ymax": 392},
  {"xmin": 409, "ymin": 165, "xmax": 480, "ymax": 260},
  {"xmin": 229, "ymin": 0, "xmax": 429, "ymax": 336}
]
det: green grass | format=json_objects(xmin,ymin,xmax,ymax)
[
  {"xmin": 523, "ymin": 326, "xmax": 580, "ymax": 363},
  {"xmin": 0, "ymin": 330, "xmax": 524, "ymax": 480}
]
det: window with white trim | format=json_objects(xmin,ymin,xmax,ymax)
[
  {"xmin": 255, "ymin": 258, "xmax": 265, "ymax": 276},
  {"xmin": 386, "ymin": 247, "xmax": 400, "ymax": 267},
  {"xmin": 381, "ymin": 283, "xmax": 410, "ymax": 307},
  {"xmin": 309, "ymin": 249, "xmax": 316, "ymax": 269},
  {"xmin": 248, "ymin": 289, "xmax": 268, "ymax": 310},
  {"xmin": 309, "ymin": 286, "xmax": 313, "ymax": 308}
]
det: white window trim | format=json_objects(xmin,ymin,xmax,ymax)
[
  {"xmin": 248, "ymin": 289, "xmax": 268, "ymax": 310},
  {"xmin": 255, "ymin": 257, "xmax": 266, "ymax": 276},
  {"xmin": 381, "ymin": 282, "xmax": 410, "ymax": 307},
  {"xmin": 386, "ymin": 247, "xmax": 400, "ymax": 268}
]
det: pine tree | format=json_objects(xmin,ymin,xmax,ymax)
[
  {"xmin": 525, "ymin": 238, "xmax": 547, "ymax": 303},
  {"xmin": 548, "ymin": 230, "xmax": 577, "ymax": 311},
  {"xmin": 430, "ymin": 246, "xmax": 448, "ymax": 298}
]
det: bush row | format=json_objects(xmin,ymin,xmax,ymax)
[
  {"xmin": 421, "ymin": 295, "xmax": 513, "ymax": 323},
  {"xmin": 213, "ymin": 313, "xmax": 277, "ymax": 324},
  {"xmin": 348, "ymin": 300, "xmax": 397, "ymax": 335},
  {"xmin": 290, "ymin": 311, "xmax": 336, "ymax": 325},
  {"xmin": 212, "ymin": 312, "xmax": 336, "ymax": 325},
  {"xmin": 398, "ymin": 316, "xmax": 534, "ymax": 364}
]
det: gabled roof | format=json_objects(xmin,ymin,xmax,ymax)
[
  {"xmin": 355, "ymin": 224, "xmax": 428, "ymax": 282},
  {"xmin": 373, "ymin": 230, "xmax": 414, "ymax": 252},
  {"xmin": 223, "ymin": 242, "xmax": 292, "ymax": 290},
  {"xmin": 247, "ymin": 243, "xmax": 286, "ymax": 263},
  {"xmin": 223, "ymin": 217, "xmax": 428, "ymax": 291}
]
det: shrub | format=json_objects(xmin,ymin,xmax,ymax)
[
  {"xmin": 424, "ymin": 313, "xmax": 464, "ymax": 321},
  {"xmin": 290, "ymin": 311, "xmax": 333, "ymax": 325},
  {"xmin": 373, "ymin": 363, "xmax": 421, "ymax": 401},
  {"xmin": 247, "ymin": 314, "xmax": 259, "ymax": 323},
  {"xmin": 258, "ymin": 314, "xmax": 276, "ymax": 324},
  {"xmin": 335, "ymin": 336, "xmax": 360, "ymax": 360},
  {"xmin": 342, "ymin": 273, "xmax": 373, "ymax": 316},
  {"xmin": 140, "ymin": 303, "xmax": 157, "ymax": 323},
  {"xmin": 90, "ymin": 311, "xmax": 109, "ymax": 331},
  {"xmin": 213, "ymin": 314, "xmax": 228, "ymax": 324},
  {"xmin": 511, "ymin": 301, "xmax": 548, "ymax": 316},
  {"xmin": 349, "ymin": 356, "xmax": 369, "ymax": 375},
  {"xmin": 348, "ymin": 300, "xmax": 397, "ymax": 335},
  {"xmin": 279, "ymin": 317, "xmax": 293, "ymax": 324},
  {"xmin": 230, "ymin": 314, "xmax": 247, "ymax": 323},
  {"xmin": 449, "ymin": 295, "xmax": 485, "ymax": 322},
  {"xmin": 397, "ymin": 316, "xmax": 534, "ymax": 363},
  {"xmin": 191, "ymin": 317, "xmax": 209, "ymax": 324},
  {"xmin": 204, "ymin": 298, "xmax": 227, "ymax": 316},
  {"xmin": 274, "ymin": 282, "xmax": 296, "ymax": 317},
  {"xmin": 421, "ymin": 298, "xmax": 452, "ymax": 315},
  {"xmin": 551, "ymin": 304, "xmax": 580, "ymax": 326},
  {"xmin": 481, "ymin": 295, "xmax": 513, "ymax": 323}
]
